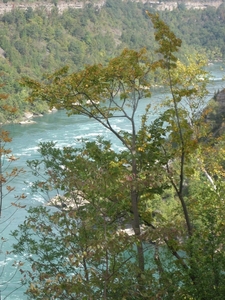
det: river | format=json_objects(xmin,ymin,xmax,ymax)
[{"xmin": 0, "ymin": 62, "xmax": 224, "ymax": 299}]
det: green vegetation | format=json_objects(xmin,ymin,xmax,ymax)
[
  {"xmin": 0, "ymin": 0, "xmax": 225, "ymax": 122},
  {"xmin": 0, "ymin": 79, "xmax": 27, "ymax": 297},
  {"xmin": 11, "ymin": 12, "xmax": 225, "ymax": 299}
]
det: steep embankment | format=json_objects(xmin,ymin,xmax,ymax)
[
  {"xmin": 204, "ymin": 88, "xmax": 225, "ymax": 136},
  {"xmin": 0, "ymin": 0, "xmax": 223, "ymax": 15}
]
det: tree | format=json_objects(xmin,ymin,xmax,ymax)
[
  {"xmin": 18, "ymin": 47, "xmax": 154, "ymax": 298},
  {"xmin": 13, "ymin": 13, "xmax": 225, "ymax": 299},
  {"xmin": 0, "ymin": 75, "xmax": 26, "ymax": 299}
]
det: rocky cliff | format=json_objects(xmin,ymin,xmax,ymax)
[{"xmin": 0, "ymin": 0, "xmax": 223, "ymax": 15}]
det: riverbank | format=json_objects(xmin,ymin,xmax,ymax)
[{"xmin": 17, "ymin": 107, "xmax": 58, "ymax": 125}]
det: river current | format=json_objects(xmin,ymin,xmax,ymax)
[{"xmin": 0, "ymin": 62, "xmax": 225, "ymax": 299}]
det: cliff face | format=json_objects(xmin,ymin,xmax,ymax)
[
  {"xmin": 0, "ymin": 1, "xmax": 104, "ymax": 15},
  {"xmin": 137, "ymin": 1, "xmax": 222, "ymax": 11},
  {"xmin": 0, "ymin": 0, "xmax": 223, "ymax": 15}
]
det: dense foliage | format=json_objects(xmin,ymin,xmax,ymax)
[
  {"xmin": 12, "ymin": 12, "xmax": 225, "ymax": 300},
  {"xmin": 0, "ymin": 0, "xmax": 225, "ymax": 122}
]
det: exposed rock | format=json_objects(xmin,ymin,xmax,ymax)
[
  {"xmin": 18, "ymin": 112, "xmax": 36, "ymax": 124},
  {"xmin": 0, "ymin": 1, "xmax": 102, "ymax": 15},
  {"xmin": 19, "ymin": 119, "xmax": 36, "ymax": 125},
  {"xmin": 0, "ymin": 47, "xmax": 6, "ymax": 59},
  {"xmin": 48, "ymin": 107, "xmax": 57, "ymax": 113},
  {"xmin": 0, "ymin": 0, "xmax": 222, "ymax": 15},
  {"xmin": 47, "ymin": 193, "xmax": 89, "ymax": 210},
  {"xmin": 24, "ymin": 112, "xmax": 33, "ymax": 119},
  {"xmin": 117, "ymin": 225, "xmax": 146, "ymax": 236}
]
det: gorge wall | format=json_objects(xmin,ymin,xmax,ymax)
[{"xmin": 0, "ymin": 0, "xmax": 223, "ymax": 15}]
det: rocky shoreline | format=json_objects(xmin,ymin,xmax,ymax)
[{"xmin": 18, "ymin": 107, "xmax": 57, "ymax": 125}]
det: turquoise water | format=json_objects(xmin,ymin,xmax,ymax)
[{"xmin": 0, "ymin": 62, "xmax": 224, "ymax": 299}]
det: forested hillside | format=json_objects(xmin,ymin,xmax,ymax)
[{"xmin": 0, "ymin": 0, "xmax": 225, "ymax": 122}]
